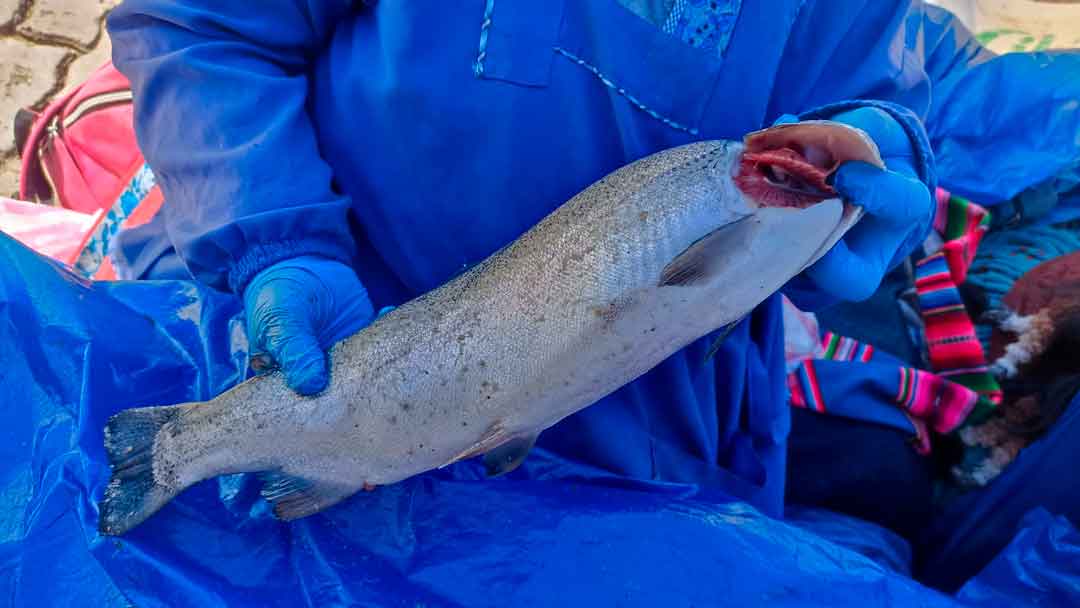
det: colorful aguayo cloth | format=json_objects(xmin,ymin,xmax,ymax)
[
  {"xmin": 789, "ymin": 189, "xmax": 1008, "ymax": 485},
  {"xmin": 915, "ymin": 189, "xmax": 1002, "ymax": 424}
]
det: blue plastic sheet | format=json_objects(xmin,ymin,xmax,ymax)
[
  {"xmin": 3, "ymin": 226, "xmax": 1080, "ymax": 606},
  {"xmin": 957, "ymin": 508, "xmax": 1080, "ymax": 607}
]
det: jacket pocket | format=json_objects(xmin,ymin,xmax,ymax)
[
  {"xmin": 472, "ymin": 0, "xmax": 565, "ymax": 88},
  {"xmin": 553, "ymin": 1, "xmax": 735, "ymax": 135}
]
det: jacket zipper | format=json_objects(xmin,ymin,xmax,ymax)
[
  {"xmin": 38, "ymin": 89, "xmax": 134, "ymax": 206},
  {"xmin": 37, "ymin": 128, "xmax": 61, "ymax": 206},
  {"xmin": 61, "ymin": 90, "xmax": 134, "ymax": 129}
]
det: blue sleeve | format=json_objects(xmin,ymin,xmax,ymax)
[
  {"xmin": 107, "ymin": 1, "xmax": 358, "ymax": 293},
  {"xmin": 919, "ymin": 5, "xmax": 996, "ymax": 84},
  {"xmin": 765, "ymin": 1, "xmax": 933, "ymax": 125},
  {"xmin": 762, "ymin": 1, "xmax": 937, "ymax": 268},
  {"xmin": 916, "ymin": 5, "xmax": 1080, "ymax": 206}
]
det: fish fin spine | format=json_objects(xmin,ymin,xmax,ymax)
[{"xmin": 440, "ymin": 420, "xmax": 513, "ymax": 468}]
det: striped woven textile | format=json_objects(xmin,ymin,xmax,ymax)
[
  {"xmin": 786, "ymin": 189, "xmax": 1003, "ymax": 458},
  {"xmin": 820, "ymin": 332, "xmax": 873, "ymax": 362},
  {"xmin": 895, "ymin": 367, "xmax": 979, "ymax": 434},
  {"xmin": 933, "ymin": 187, "xmax": 989, "ymax": 285},
  {"xmin": 914, "ymin": 189, "xmax": 1002, "ymax": 425},
  {"xmin": 788, "ymin": 361, "xmax": 825, "ymax": 413},
  {"xmin": 788, "ymin": 334, "xmax": 978, "ymax": 438}
]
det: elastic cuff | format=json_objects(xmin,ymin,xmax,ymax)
[{"xmin": 228, "ymin": 239, "xmax": 353, "ymax": 294}]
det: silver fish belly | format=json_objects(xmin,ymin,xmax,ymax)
[{"xmin": 98, "ymin": 121, "xmax": 882, "ymax": 535}]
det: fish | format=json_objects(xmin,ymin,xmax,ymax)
[{"xmin": 97, "ymin": 120, "xmax": 883, "ymax": 536}]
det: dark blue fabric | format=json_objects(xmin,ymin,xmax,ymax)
[
  {"xmin": 916, "ymin": 392, "xmax": 1080, "ymax": 592},
  {"xmin": 105, "ymin": 0, "xmax": 948, "ymax": 521},
  {"xmin": 787, "ymin": 408, "xmax": 935, "ymax": 542},
  {"xmin": 0, "ymin": 230, "xmax": 1075, "ymax": 607}
]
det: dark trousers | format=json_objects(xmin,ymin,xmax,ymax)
[{"xmin": 788, "ymin": 397, "xmax": 1080, "ymax": 592}]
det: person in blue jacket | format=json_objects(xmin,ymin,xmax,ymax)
[{"xmin": 105, "ymin": 1, "xmax": 936, "ymax": 522}]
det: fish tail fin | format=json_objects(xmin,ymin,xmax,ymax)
[{"xmin": 98, "ymin": 403, "xmax": 191, "ymax": 536}]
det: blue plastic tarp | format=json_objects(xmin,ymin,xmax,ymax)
[
  {"xmin": 3, "ymin": 224, "xmax": 1080, "ymax": 606},
  {"xmin": 957, "ymin": 508, "xmax": 1080, "ymax": 607}
]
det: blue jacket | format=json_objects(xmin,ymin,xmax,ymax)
[{"xmin": 106, "ymin": 0, "xmax": 953, "ymax": 517}]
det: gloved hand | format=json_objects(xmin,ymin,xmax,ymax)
[
  {"xmin": 778, "ymin": 107, "xmax": 933, "ymax": 310},
  {"xmin": 244, "ymin": 256, "xmax": 375, "ymax": 395}
]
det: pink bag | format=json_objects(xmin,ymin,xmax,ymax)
[{"xmin": 15, "ymin": 61, "xmax": 163, "ymax": 279}]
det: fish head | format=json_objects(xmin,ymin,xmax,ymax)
[
  {"xmin": 644, "ymin": 120, "xmax": 882, "ymax": 257},
  {"xmin": 732, "ymin": 120, "xmax": 885, "ymax": 272},
  {"xmin": 655, "ymin": 121, "xmax": 885, "ymax": 321}
]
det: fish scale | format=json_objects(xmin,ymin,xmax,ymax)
[{"xmin": 98, "ymin": 122, "xmax": 882, "ymax": 535}]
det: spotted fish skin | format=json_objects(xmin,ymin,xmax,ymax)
[{"xmin": 98, "ymin": 122, "xmax": 882, "ymax": 536}]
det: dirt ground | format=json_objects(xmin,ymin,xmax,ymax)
[{"xmin": 0, "ymin": 0, "xmax": 119, "ymax": 197}]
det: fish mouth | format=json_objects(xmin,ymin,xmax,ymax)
[{"xmin": 733, "ymin": 120, "xmax": 884, "ymax": 210}]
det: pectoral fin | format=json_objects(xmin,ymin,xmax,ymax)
[
  {"xmin": 483, "ymin": 433, "xmax": 539, "ymax": 477},
  {"xmin": 659, "ymin": 215, "xmax": 753, "ymax": 287}
]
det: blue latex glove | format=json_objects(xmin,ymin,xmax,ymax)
[
  {"xmin": 243, "ymin": 256, "xmax": 375, "ymax": 395},
  {"xmin": 779, "ymin": 107, "xmax": 933, "ymax": 309}
]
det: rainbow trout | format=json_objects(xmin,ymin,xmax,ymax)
[{"xmin": 99, "ymin": 121, "xmax": 882, "ymax": 535}]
